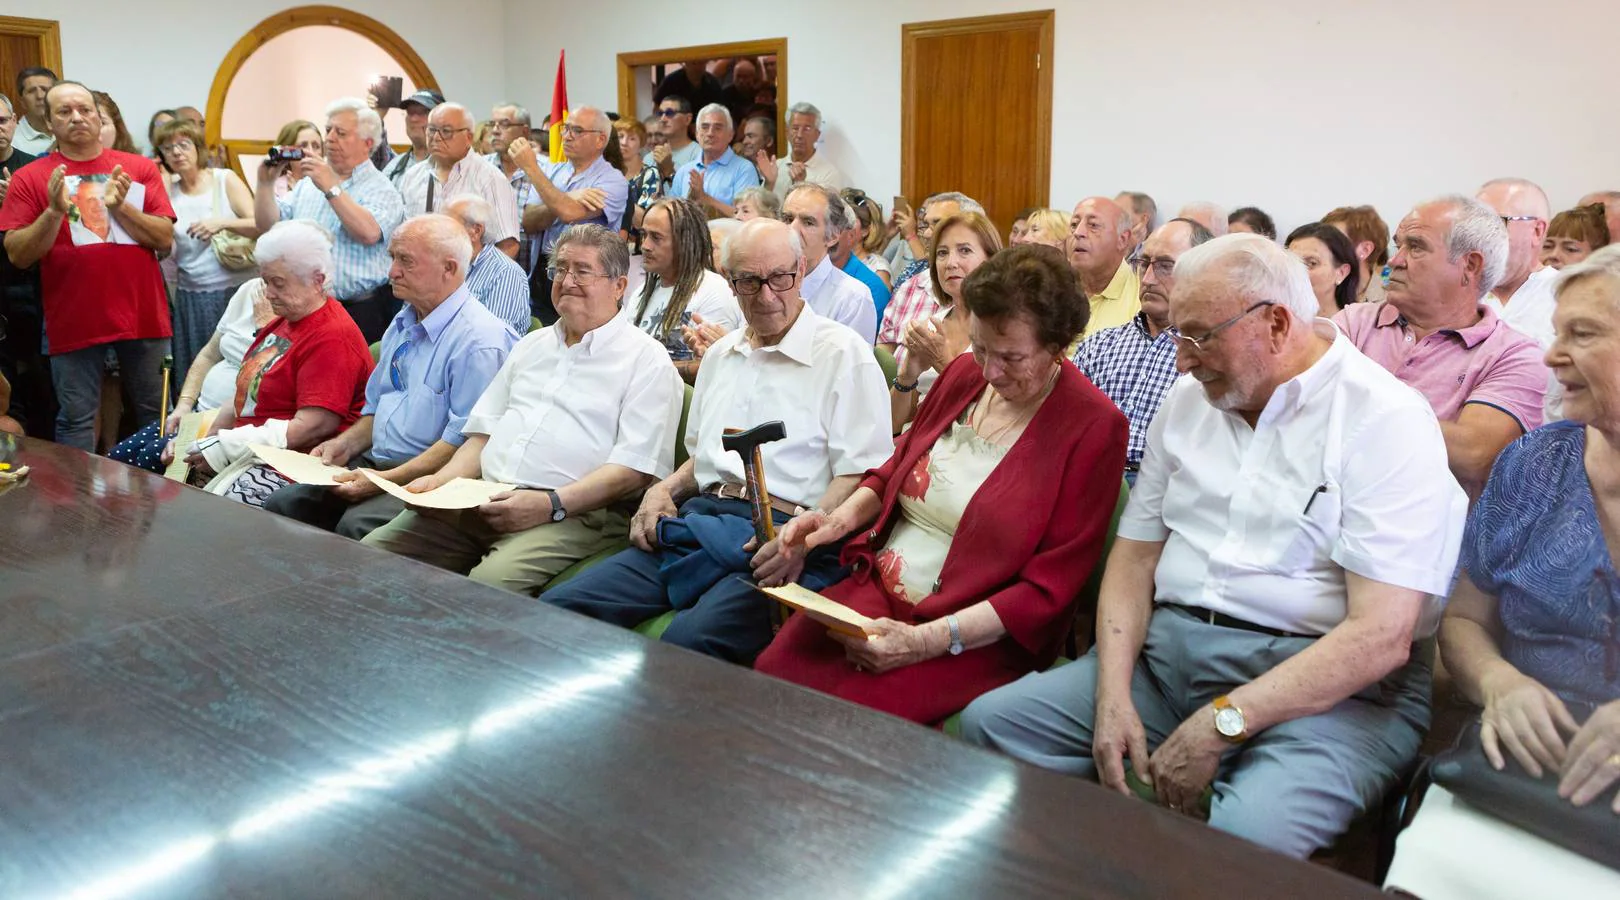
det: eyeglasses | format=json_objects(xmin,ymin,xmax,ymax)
[
  {"xmin": 730, "ymin": 271, "xmax": 799, "ymax": 296},
  {"xmin": 492, "ymin": 119, "xmax": 526, "ymax": 129},
  {"xmin": 1500, "ymin": 215, "xmax": 1540, "ymax": 226},
  {"xmin": 546, "ymin": 264, "xmax": 613, "ymax": 284},
  {"xmin": 159, "ymin": 139, "xmax": 196, "ymax": 155},
  {"xmin": 1128, "ymin": 255, "xmax": 1176, "ymax": 280},
  {"xmin": 559, "ymin": 124, "xmax": 603, "ymax": 138},
  {"xmin": 425, "ymin": 126, "xmax": 470, "ymax": 138},
  {"xmin": 1172, "ymin": 301, "xmax": 1276, "ymax": 354}
]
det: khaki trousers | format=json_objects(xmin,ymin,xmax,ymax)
[{"xmin": 363, "ymin": 503, "xmax": 629, "ymax": 596}]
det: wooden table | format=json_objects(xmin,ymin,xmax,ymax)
[{"xmin": 0, "ymin": 440, "xmax": 1382, "ymax": 899}]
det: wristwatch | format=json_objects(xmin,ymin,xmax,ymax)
[
  {"xmin": 1212, "ymin": 695, "xmax": 1248, "ymax": 743},
  {"xmin": 544, "ymin": 488, "xmax": 566, "ymax": 522},
  {"xmin": 945, "ymin": 614, "xmax": 964, "ymax": 656},
  {"xmin": 324, "ymin": 184, "xmax": 344, "ymax": 201}
]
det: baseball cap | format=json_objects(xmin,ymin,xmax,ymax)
[{"xmin": 402, "ymin": 90, "xmax": 444, "ymax": 111}]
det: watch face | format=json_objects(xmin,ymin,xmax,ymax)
[{"xmin": 1214, "ymin": 706, "xmax": 1245, "ymax": 737}]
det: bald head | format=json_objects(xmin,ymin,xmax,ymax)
[
  {"xmin": 1477, "ymin": 178, "xmax": 1550, "ymax": 289},
  {"xmin": 1177, "ymin": 202, "xmax": 1228, "ymax": 237},
  {"xmin": 443, "ymin": 193, "xmax": 495, "ymax": 248},
  {"xmin": 1068, "ymin": 196, "xmax": 1133, "ymax": 286},
  {"xmin": 1137, "ymin": 218, "xmax": 1214, "ymax": 328},
  {"xmin": 561, "ymin": 105, "xmax": 610, "ymax": 165},
  {"xmin": 389, "ymin": 213, "xmax": 474, "ymax": 309}
]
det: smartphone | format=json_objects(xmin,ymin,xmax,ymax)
[
  {"xmin": 367, "ymin": 75, "xmax": 404, "ymax": 111},
  {"xmin": 893, "ymin": 195, "xmax": 911, "ymax": 216}
]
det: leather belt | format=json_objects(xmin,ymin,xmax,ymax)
[
  {"xmin": 706, "ymin": 483, "xmax": 808, "ymax": 518},
  {"xmin": 1160, "ymin": 603, "xmax": 1312, "ymax": 639}
]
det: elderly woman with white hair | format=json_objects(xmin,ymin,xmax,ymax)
[
  {"xmin": 180, "ymin": 220, "xmax": 375, "ymax": 506},
  {"xmin": 443, "ymin": 193, "xmax": 531, "ymax": 332},
  {"xmin": 1384, "ymin": 246, "xmax": 1620, "ymax": 898}
]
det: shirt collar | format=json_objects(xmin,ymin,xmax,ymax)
[
  {"xmin": 1373, "ymin": 300, "xmax": 1501, "ymax": 349},
  {"xmin": 700, "ymin": 147, "xmax": 738, "ymax": 169},
  {"xmin": 730, "ymin": 301, "xmax": 820, "ymax": 366},
  {"xmin": 340, "ymin": 160, "xmax": 378, "ymax": 188},
  {"xmin": 1259, "ymin": 319, "xmax": 1348, "ymax": 420},
  {"xmin": 416, "ymin": 285, "xmax": 473, "ymax": 341},
  {"xmin": 559, "ymin": 307, "xmax": 630, "ymax": 356},
  {"xmin": 1096, "ymin": 261, "xmax": 1134, "ymax": 301},
  {"xmin": 802, "ymin": 255, "xmax": 836, "ymax": 298},
  {"xmin": 470, "ymin": 243, "xmax": 499, "ymax": 274}
]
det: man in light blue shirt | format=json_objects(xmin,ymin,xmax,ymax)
[
  {"xmin": 671, "ymin": 104, "xmax": 760, "ymax": 220},
  {"xmin": 262, "ymin": 215, "xmax": 517, "ymax": 539},
  {"xmin": 445, "ymin": 193, "xmax": 532, "ymax": 332},
  {"xmin": 254, "ymin": 96, "xmax": 406, "ymax": 342}
]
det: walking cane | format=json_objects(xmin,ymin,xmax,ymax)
[{"xmin": 158, "ymin": 355, "xmax": 172, "ymax": 438}]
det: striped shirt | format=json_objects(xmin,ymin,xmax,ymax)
[
  {"xmin": 276, "ymin": 161, "xmax": 404, "ymax": 301},
  {"xmin": 1073, "ymin": 313, "xmax": 1180, "ymax": 467},
  {"xmin": 876, "ymin": 268, "xmax": 939, "ymax": 371},
  {"xmin": 464, "ymin": 243, "xmax": 533, "ymax": 333}
]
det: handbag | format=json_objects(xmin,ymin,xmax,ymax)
[
  {"xmin": 1430, "ymin": 720, "xmax": 1620, "ymax": 871},
  {"xmin": 208, "ymin": 170, "xmax": 257, "ymax": 271}
]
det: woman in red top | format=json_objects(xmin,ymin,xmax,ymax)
[
  {"xmin": 180, "ymin": 220, "xmax": 372, "ymax": 505},
  {"xmin": 756, "ymin": 245, "xmax": 1128, "ymax": 724}
]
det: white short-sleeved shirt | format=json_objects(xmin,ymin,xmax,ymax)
[
  {"xmin": 625, "ymin": 269, "xmax": 744, "ymax": 360},
  {"xmin": 801, "ymin": 255, "xmax": 877, "ymax": 343},
  {"xmin": 687, "ymin": 302, "xmax": 891, "ymax": 509},
  {"xmin": 198, "ymin": 279, "xmax": 265, "ymax": 410},
  {"xmin": 466, "ymin": 314, "xmax": 683, "ymax": 487},
  {"xmin": 1485, "ymin": 265, "xmax": 1562, "ymax": 421},
  {"xmin": 398, "ymin": 152, "xmax": 520, "ymax": 244},
  {"xmin": 1120, "ymin": 322, "xmax": 1468, "ymax": 636}
]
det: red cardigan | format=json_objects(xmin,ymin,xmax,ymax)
[{"xmin": 841, "ymin": 353, "xmax": 1128, "ymax": 666}]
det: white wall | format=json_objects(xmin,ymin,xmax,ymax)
[
  {"xmin": 500, "ymin": 0, "xmax": 1620, "ymax": 236},
  {"xmin": 6, "ymin": 0, "xmax": 504, "ymax": 152},
  {"xmin": 220, "ymin": 26, "xmax": 419, "ymax": 141}
]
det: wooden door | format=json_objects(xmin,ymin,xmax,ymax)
[
  {"xmin": 0, "ymin": 17, "xmax": 61, "ymax": 108},
  {"xmin": 902, "ymin": 11, "xmax": 1053, "ymax": 240}
]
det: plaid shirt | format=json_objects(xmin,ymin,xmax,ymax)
[
  {"xmin": 876, "ymin": 269, "xmax": 939, "ymax": 371},
  {"xmin": 277, "ymin": 160, "xmax": 404, "ymax": 300},
  {"xmin": 1073, "ymin": 313, "xmax": 1180, "ymax": 466}
]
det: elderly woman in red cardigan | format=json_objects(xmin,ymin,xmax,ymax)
[{"xmin": 754, "ymin": 244, "xmax": 1128, "ymax": 724}]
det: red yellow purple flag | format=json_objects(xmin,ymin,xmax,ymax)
[{"xmin": 548, "ymin": 50, "xmax": 568, "ymax": 164}]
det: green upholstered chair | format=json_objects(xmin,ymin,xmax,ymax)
[
  {"xmin": 369, "ymin": 341, "xmax": 381, "ymax": 363},
  {"xmin": 873, "ymin": 345, "xmax": 898, "ymax": 385},
  {"xmin": 528, "ymin": 316, "xmax": 543, "ymax": 334},
  {"xmin": 541, "ymin": 384, "xmax": 693, "ymax": 595}
]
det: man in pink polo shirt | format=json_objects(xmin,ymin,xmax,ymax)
[{"xmin": 1334, "ymin": 195, "xmax": 1548, "ymax": 495}]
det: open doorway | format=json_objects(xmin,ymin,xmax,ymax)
[{"xmin": 617, "ymin": 39, "xmax": 786, "ymax": 161}]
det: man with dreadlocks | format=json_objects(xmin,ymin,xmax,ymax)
[{"xmin": 629, "ymin": 198, "xmax": 744, "ymax": 382}]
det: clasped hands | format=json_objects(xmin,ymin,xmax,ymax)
[{"xmin": 1480, "ymin": 669, "xmax": 1620, "ymax": 812}]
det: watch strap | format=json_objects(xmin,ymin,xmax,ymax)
[
  {"xmin": 946, "ymin": 614, "xmax": 963, "ymax": 655},
  {"xmin": 544, "ymin": 488, "xmax": 565, "ymax": 521}
]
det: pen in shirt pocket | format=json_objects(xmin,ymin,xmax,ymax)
[{"xmin": 1303, "ymin": 483, "xmax": 1329, "ymax": 514}]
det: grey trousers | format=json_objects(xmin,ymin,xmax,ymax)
[{"xmin": 960, "ymin": 604, "xmax": 1430, "ymax": 858}]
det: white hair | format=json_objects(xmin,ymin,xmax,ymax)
[
  {"xmin": 395, "ymin": 213, "xmax": 475, "ymax": 274},
  {"xmin": 324, "ymin": 96, "xmax": 383, "ymax": 144},
  {"xmin": 709, "ymin": 216, "xmax": 743, "ymax": 261},
  {"xmin": 787, "ymin": 102, "xmax": 823, "ymax": 129},
  {"xmin": 723, "ymin": 218, "xmax": 804, "ymax": 272},
  {"xmin": 432, "ymin": 102, "xmax": 475, "ymax": 130},
  {"xmin": 1178, "ymin": 201, "xmax": 1229, "ymax": 237},
  {"xmin": 1553, "ymin": 242, "xmax": 1620, "ymax": 302},
  {"xmin": 1479, "ymin": 177, "xmax": 1551, "ymax": 219},
  {"xmin": 923, "ymin": 191, "xmax": 984, "ymax": 216},
  {"xmin": 1427, "ymin": 194, "xmax": 1509, "ymax": 298},
  {"xmin": 256, "ymin": 220, "xmax": 335, "ymax": 285},
  {"xmin": 1173, "ymin": 233, "xmax": 1319, "ymax": 325},
  {"xmin": 0, "ymin": 93, "xmax": 12, "ymax": 116},
  {"xmin": 696, "ymin": 103, "xmax": 733, "ymax": 130},
  {"xmin": 443, "ymin": 193, "xmax": 495, "ymax": 245}
]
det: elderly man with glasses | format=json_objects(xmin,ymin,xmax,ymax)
[
  {"xmin": 362, "ymin": 223, "xmax": 682, "ymax": 595},
  {"xmin": 671, "ymin": 103, "xmax": 759, "ymax": 219},
  {"xmin": 506, "ymin": 105, "xmax": 628, "ymax": 324},
  {"xmin": 541, "ymin": 217, "xmax": 890, "ymax": 664},
  {"xmin": 964, "ymin": 234, "xmax": 1469, "ymax": 860},
  {"xmin": 484, "ymin": 102, "xmax": 538, "ymax": 275},
  {"xmin": 1074, "ymin": 217, "xmax": 1213, "ymax": 484},
  {"xmin": 398, "ymin": 102, "xmax": 519, "ymax": 259}
]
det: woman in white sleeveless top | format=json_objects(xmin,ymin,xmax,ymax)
[{"xmin": 154, "ymin": 118, "xmax": 257, "ymax": 388}]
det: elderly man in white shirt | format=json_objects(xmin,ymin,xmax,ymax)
[
  {"xmin": 398, "ymin": 102, "xmax": 520, "ymax": 258},
  {"xmin": 782, "ymin": 183, "xmax": 877, "ymax": 342},
  {"xmin": 756, "ymin": 102, "xmax": 845, "ymax": 201},
  {"xmin": 1477, "ymin": 177, "xmax": 1563, "ymax": 419},
  {"xmin": 962, "ymin": 234, "xmax": 1468, "ymax": 859},
  {"xmin": 542, "ymin": 217, "xmax": 891, "ymax": 664},
  {"xmin": 362, "ymin": 224, "xmax": 682, "ymax": 595}
]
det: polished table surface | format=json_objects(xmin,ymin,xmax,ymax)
[{"xmin": 0, "ymin": 439, "xmax": 1382, "ymax": 899}]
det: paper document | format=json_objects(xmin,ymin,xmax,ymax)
[
  {"xmin": 759, "ymin": 583, "xmax": 875, "ymax": 639},
  {"xmin": 359, "ymin": 469, "xmax": 516, "ymax": 509},
  {"xmin": 250, "ymin": 444, "xmax": 350, "ymax": 486},
  {"xmin": 163, "ymin": 409, "xmax": 220, "ymax": 481}
]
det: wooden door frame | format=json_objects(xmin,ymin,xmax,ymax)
[
  {"xmin": 900, "ymin": 10, "xmax": 1054, "ymax": 207},
  {"xmin": 0, "ymin": 15, "xmax": 63, "ymax": 78},
  {"xmin": 616, "ymin": 39, "xmax": 787, "ymax": 137},
  {"xmin": 204, "ymin": 5, "xmax": 439, "ymax": 173}
]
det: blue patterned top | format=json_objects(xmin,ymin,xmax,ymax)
[{"xmin": 1464, "ymin": 421, "xmax": 1620, "ymax": 709}]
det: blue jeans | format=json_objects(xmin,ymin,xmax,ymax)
[{"xmin": 50, "ymin": 339, "xmax": 167, "ymax": 452}]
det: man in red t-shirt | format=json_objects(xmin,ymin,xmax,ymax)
[{"xmin": 0, "ymin": 81, "xmax": 175, "ymax": 451}]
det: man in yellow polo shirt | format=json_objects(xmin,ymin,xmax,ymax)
[{"xmin": 1069, "ymin": 196, "xmax": 1141, "ymax": 341}]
